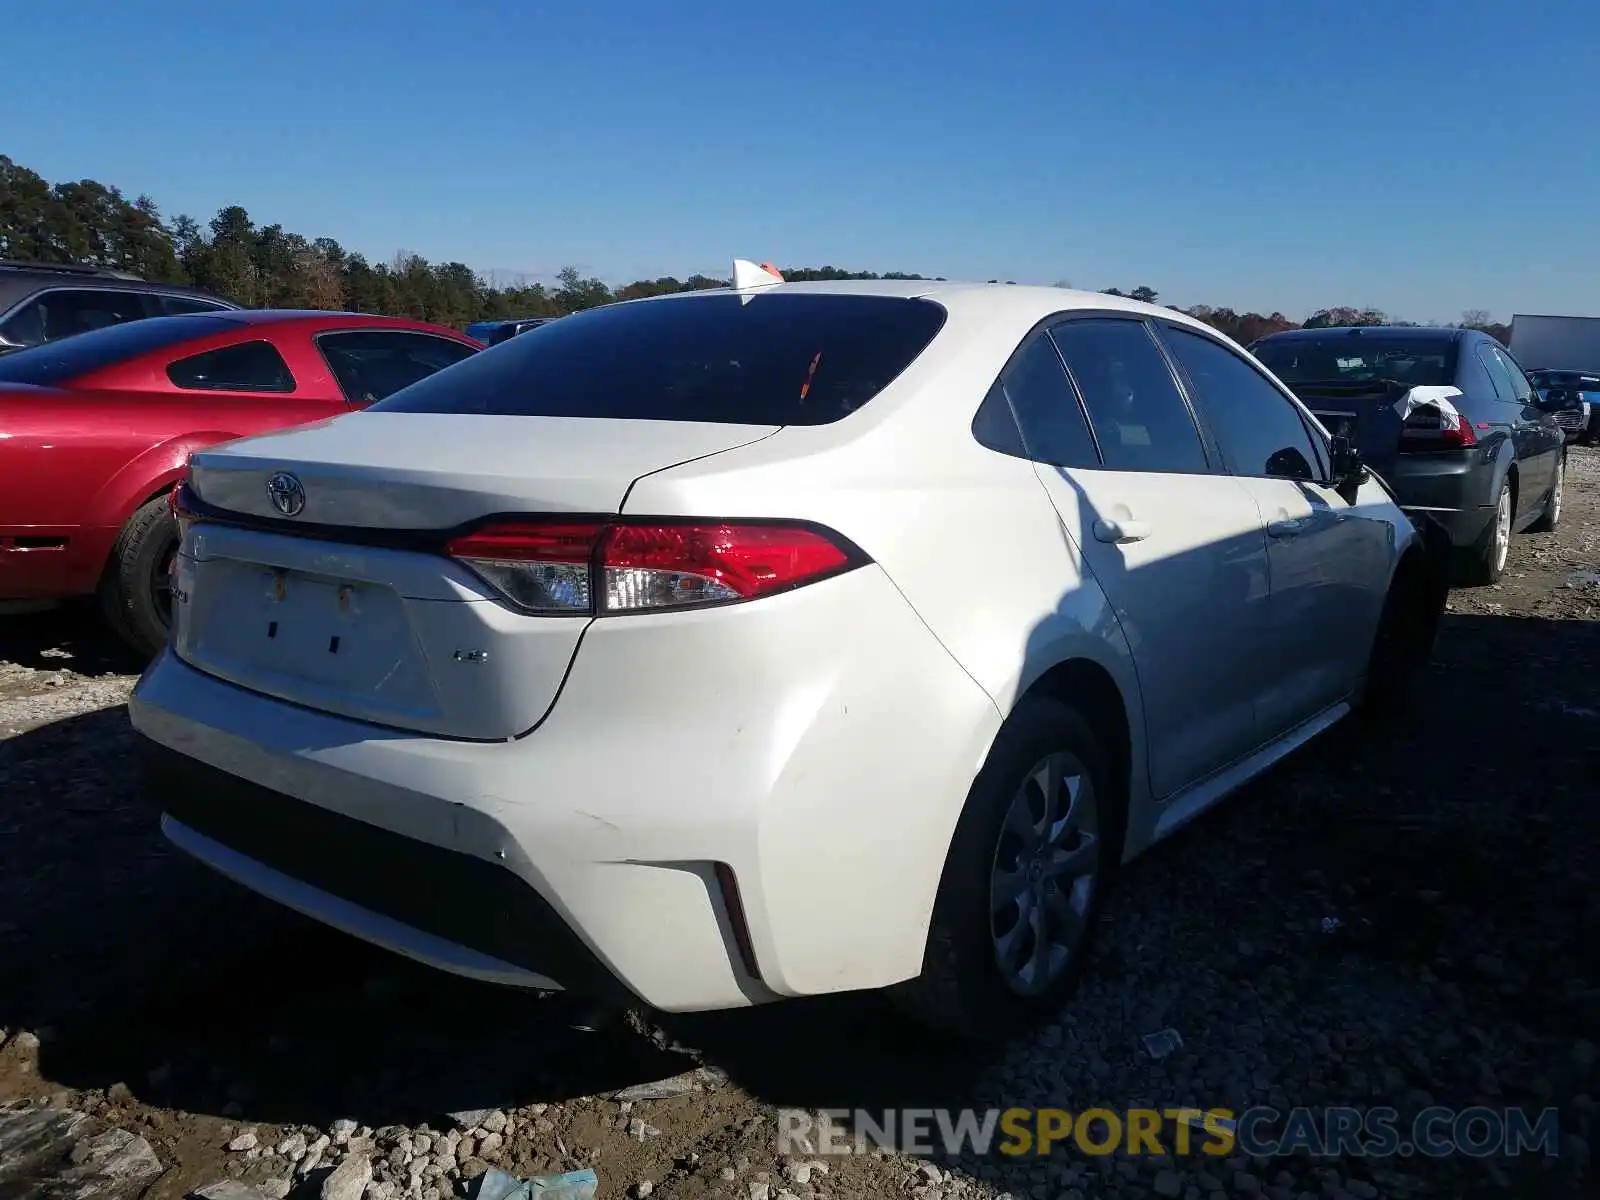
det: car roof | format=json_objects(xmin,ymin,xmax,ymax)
[
  {"xmin": 1256, "ymin": 324, "xmax": 1465, "ymax": 343},
  {"xmin": 619, "ymin": 277, "xmax": 1228, "ymax": 337},
  {"xmin": 187, "ymin": 309, "xmax": 472, "ymax": 334},
  {"xmin": 0, "ymin": 263, "xmax": 229, "ymax": 302}
]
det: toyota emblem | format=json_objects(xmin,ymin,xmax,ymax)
[{"xmin": 266, "ymin": 471, "xmax": 306, "ymax": 517}]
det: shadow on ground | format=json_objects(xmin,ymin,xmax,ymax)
[
  {"xmin": 0, "ymin": 611, "xmax": 1595, "ymax": 1189},
  {"xmin": 0, "ymin": 603, "xmax": 145, "ymax": 679}
]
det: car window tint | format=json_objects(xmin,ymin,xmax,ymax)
[
  {"xmin": 0, "ymin": 289, "xmax": 150, "ymax": 347},
  {"xmin": 1047, "ymin": 318, "xmax": 1207, "ymax": 473},
  {"xmin": 1161, "ymin": 325, "xmax": 1320, "ymax": 481},
  {"xmin": 157, "ymin": 295, "xmax": 232, "ymax": 316},
  {"xmin": 0, "ymin": 314, "xmax": 238, "ymax": 385},
  {"xmin": 996, "ymin": 333, "xmax": 1099, "ymax": 467},
  {"xmin": 1253, "ymin": 334, "xmax": 1458, "ymax": 388},
  {"xmin": 1492, "ymin": 347, "xmax": 1534, "ymax": 403},
  {"xmin": 318, "ymin": 330, "xmax": 477, "ymax": 403},
  {"xmin": 972, "ymin": 381, "xmax": 1027, "ymax": 457},
  {"xmin": 370, "ymin": 293, "xmax": 947, "ymax": 425},
  {"xmin": 167, "ymin": 341, "xmax": 296, "ymax": 393},
  {"xmin": 1477, "ymin": 345, "xmax": 1515, "ymax": 402}
]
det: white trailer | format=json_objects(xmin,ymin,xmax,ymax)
[{"xmin": 1509, "ymin": 313, "xmax": 1600, "ymax": 371}]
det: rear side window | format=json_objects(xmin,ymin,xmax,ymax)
[
  {"xmin": 370, "ymin": 293, "xmax": 947, "ymax": 425},
  {"xmin": 1048, "ymin": 319, "xmax": 1209, "ymax": 473},
  {"xmin": 318, "ymin": 330, "xmax": 478, "ymax": 404},
  {"xmin": 167, "ymin": 341, "xmax": 296, "ymax": 393},
  {"xmin": 984, "ymin": 333, "xmax": 1099, "ymax": 467}
]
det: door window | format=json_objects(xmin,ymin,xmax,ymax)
[
  {"xmin": 156, "ymin": 294, "xmax": 234, "ymax": 316},
  {"xmin": 1160, "ymin": 324, "xmax": 1323, "ymax": 481},
  {"xmin": 1477, "ymin": 345, "xmax": 1516, "ymax": 403},
  {"xmin": 0, "ymin": 289, "xmax": 151, "ymax": 347},
  {"xmin": 1047, "ymin": 318, "xmax": 1209, "ymax": 473},
  {"xmin": 1491, "ymin": 347, "xmax": 1535, "ymax": 404},
  {"xmin": 317, "ymin": 330, "xmax": 479, "ymax": 404},
  {"xmin": 167, "ymin": 341, "xmax": 297, "ymax": 392}
]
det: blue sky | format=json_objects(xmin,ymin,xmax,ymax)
[{"xmin": 8, "ymin": 0, "xmax": 1598, "ymax": 321}]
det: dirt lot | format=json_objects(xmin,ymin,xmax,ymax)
[{"xmin": 2, "ymin": 449, "xmax": 1596, "ymax": 1200}]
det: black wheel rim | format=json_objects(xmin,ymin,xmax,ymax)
[{"xmin": 151, "ymin": 535, "xmax": 179, "ymax": 627}]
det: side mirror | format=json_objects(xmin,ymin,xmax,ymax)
[{"xmin": 1329, "ymin": 434, "xmax": 1368, "ymax": 505}]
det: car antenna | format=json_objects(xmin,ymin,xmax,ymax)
[{"xmin": 731, "ymin": 259, "xmax": 784, "ymax": 304}]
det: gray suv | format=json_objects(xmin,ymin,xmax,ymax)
[{"xmin": 0, "ymin": 260, "xmax": 239, "ymax": 353}]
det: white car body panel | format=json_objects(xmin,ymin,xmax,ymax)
[
  {"xmin": 130, "ymin": 279, "xmax": 1422, "ymax": 1011},
  {"xmin": 134, "ymin": 561, "xmax": 1002, "ymax": 1007},
  {"xmin": 187, "ymin": 413, "xmax": 781, "ymax": 527}
]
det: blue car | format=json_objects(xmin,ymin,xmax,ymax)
[
  {"xmin": 1526, "ymin": 368, "xmax": 1600, "ymax": 444},
  {"xmin": 464, "ymin": 317, "xmax": 556, "ymax": 347}
]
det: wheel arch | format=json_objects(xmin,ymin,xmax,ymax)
[{"xmin": 1007, "ymin": 654, "xmax": 1138, "ymax": 869}]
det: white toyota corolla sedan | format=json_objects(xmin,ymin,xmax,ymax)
[{"xmin": 130, "ymin": 264, "xmax": 1440, "ymax": 1037}]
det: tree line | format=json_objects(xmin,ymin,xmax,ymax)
[{"xmin": 0, "ymin": 156, "xmax": 1511, "ymax": 345}]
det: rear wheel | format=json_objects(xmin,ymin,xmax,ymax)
[
  {"xmin": 1460, "ymin": 476, "xmax": 1512, "ymax": 586},
  {"xmin": 98, "ymin": 494, "xmax": 180, "ymax": 659},
  {"xmin": 1527, "ymin": 456, "xmax": 1563, "ymax": 533},
  {"xmin": 890, "ymin": 696, "xmax": 1118, "ymax": 1039}
]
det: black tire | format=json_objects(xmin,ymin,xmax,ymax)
[
  {"xmin": 1527, "ymin": 455, "xmax": 1563, "ymax": 533},
  {"xmin": 889, "ymin": 695, "xmax": 1120, "ymax": 1040},
  {"xmin": 1459, "ymin": 475, "xmax": 1512, "ymax": 586},
  {"xmin": 98, "ymin": 494, "xmax": 180, "ymax": 659}
]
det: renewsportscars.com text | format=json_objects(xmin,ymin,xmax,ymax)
[{"xmin": 777, "ymin": 1106, "xmax": 1561, "ymax": 1159}]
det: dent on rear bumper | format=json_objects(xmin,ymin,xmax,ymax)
[
  {"xmin": 130, "ymin": 563, "xmax": 1003, "ymax": 1010},
  {"xmin": 1385, "ymin": 454, "xmax": 1499, "ymax": 546}
]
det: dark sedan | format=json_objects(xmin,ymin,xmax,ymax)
[{"xmin": 1250, "ymin": 326, "xmax": 1566, "ymax": 584}]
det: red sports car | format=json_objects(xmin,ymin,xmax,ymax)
[{"xmin": 0, "ymin": 309, "xmax": 482, "ymax": 656}]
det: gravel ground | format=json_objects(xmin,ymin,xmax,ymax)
[{"xmin": 2, "ymin": 448, "xmax": 1596, "ymax": 1200}]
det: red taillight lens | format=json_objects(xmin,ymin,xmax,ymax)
[
  {"xmin": 444, "ymin": 520, "xmax": 860, "ymax": 615},
  {"xmin": 1398, "ymin": 404, "xmax": 1478, "ymax": 453},
  {"xmin": 601, "ymin": 523, "xmax": 852, "ymax": 611},
  {"xmin": 169, "ymin": 479, "xmax": 200, "ymax": 537}
]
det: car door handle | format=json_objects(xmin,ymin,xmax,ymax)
[
  {"xmin": 1092, "ymin": 518, "xmax": 1150, "ymax": 543},
  {"xmin": 1267, "ymin": 518, "xmax": 1305, "ymax": 538}
]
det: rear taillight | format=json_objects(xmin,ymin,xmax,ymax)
[
  {"xmin": 1398, "ymin": 404, "xmax": 1479, "ymax": 453},
  {"xmin": 444, "ymin": 520, "xmax": 862, "ymax": 616},
  {"xmin": 169, "ymin": 478, "xmax": 201, "ymax": 538}
]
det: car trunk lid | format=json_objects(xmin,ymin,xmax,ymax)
[{"xmin": 173, "ymin": 412, "xmax": 779, "ymax": 739}]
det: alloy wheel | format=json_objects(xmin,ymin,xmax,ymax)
[
  {"xmin": 1493, "ymin": 486, "xmax": 1511, "ymax": 574},
  {"xmin": 989, "ymin": 751, "xmax": 1099, "ymax": 996}
]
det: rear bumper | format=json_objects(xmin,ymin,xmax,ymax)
[
  {"xmin": 1384, "ymin": 453, "xmax": 1497, "ymax": 548},
  {"xmin": 129, "ymin": 564, "xmax": 1002, "ymax": 1012},
  {"xmin": 142, "ymin": 741, "xmax": 633, "ymax": 1000}
]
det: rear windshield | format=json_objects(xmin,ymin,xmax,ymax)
[
  {"xmin": 1254, "ymin": 335, "xmax": 1458, "ymax": 389},
  {"xmin": 370, "ymin": 292, "xmax": 948, "ymax": 424},
  {"xmin": 0, "ymin": 314, "xmax": 237, "ymax": 386}
]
